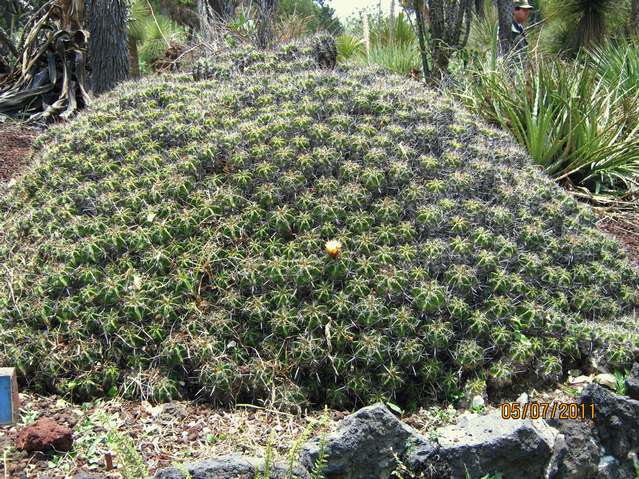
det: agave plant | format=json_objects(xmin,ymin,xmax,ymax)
[
  {"xmin": 461, "ymin": 50, "xmax": 639, "ymax": 197},
  {"xmin": 336, "ymin": 33, "xmax": 365, "ymax": 62},
  {"xmin": 542, "ymin": 0, "xmax": 623, "ymax": 53},
  {"xmin": 588, "ymin": 39, "xmax": 639, "ymax": 114}
]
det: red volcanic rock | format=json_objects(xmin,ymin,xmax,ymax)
[{"xmin": 16, "ymin": 417, "xmax": 73, "ymax": 452}]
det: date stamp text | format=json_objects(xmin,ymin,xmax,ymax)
[{"xmin": 500, "ymin": 402, "xmax": 595, "ymax": 420}]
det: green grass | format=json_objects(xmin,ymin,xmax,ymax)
[
  {"xmin": 337, "ymin": 12, "xmax": 421, "ymax": 77},
  {"xmin": 0, "ymin": 43, "xmax": 638, "ymax": 411},
  {"xmin": 366, "ymin": 43, "xmax": 421, "ymax": 76}
]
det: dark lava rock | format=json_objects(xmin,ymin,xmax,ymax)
[
  {"xmin": 154, "ymin": 455, "xmax": 308, "ymax": 479},
  {"xmin": 546, "ymin": 418, "xmax": 599, "ymax": 479},
  {"xmin": 624, "ymin": 362, "xmax": 639, "ymax": 400},
  {"xmin": 300, "ymin": 403, "xmax": 432, "ymax": 479},
  {"xmin": 435, "ymin": 412, "xmax": 556, "ymax": 479},
  {"xmin": 581, "ymin": 383, "xmax": 639, "ymax": 460}
]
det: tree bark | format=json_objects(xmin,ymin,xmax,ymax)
[
  {"xmin": 632, "ymin": 0, "xmax": 639, "ymax": 35},
  {"xmin": 87, "ymin": 0, "xmax": 129, "ymax": 95},
  {"xmin": 413, "ymin": 0, "xmax": 430, "ymax": 79},
  {"xmin": 209, "ymin": 0, "xmax": 235, "ymax": 19},
  {"xmin": 128, "ymin": 37, "xmax": 140, "ymax": 79},
  {"xmin": 256, "ymin": 0, "xmax": 277, "ymax": 49},
  {"xmin": 496, "ymin": 0, "xmax": 512, "ymax": 54},
  {"xmin": 427, "ymin": 0, "xmax": 472, "ymax": 76}
]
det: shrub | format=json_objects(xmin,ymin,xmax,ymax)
[
  {"xmin": 0, "ymin": 44, "xmax": 637, "ymax": 409},
  {"xmin": 461, "ymin": 50, "xmax": 639, "ymax": 198}
]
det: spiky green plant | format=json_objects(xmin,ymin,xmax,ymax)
[
  {"xmin": 128, "ymin": 0, "xmax": 186, "ymax": 75},
  {"xmin": 0, "ymin": 42, "xmax": 637, "ymax": 410},
  {"xmin": 340, "ymin": 11, "xmax": 421, "ymax": 76},
  {"xmin": 336, "ymin": 33, "xmax": 366, "ymax": 62},
  {"xmin": 543, "ymin": 0, "xmax": 624, "ymax": 53},
  {"xmin": 461, "ymin": 50, "xmax": 639, "ymax": 198},
  {"xmin": 366, "ymin": 43, "xmax": 421, "ymax": 76}
]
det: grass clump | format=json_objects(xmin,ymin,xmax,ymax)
[{"xmin": 0, "ymin": 44, "xmax": 638, "ymax": 410}]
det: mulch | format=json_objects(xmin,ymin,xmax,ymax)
[
  {"xmin": 599, "ymin": 211, "xmax": 639, "ymax": 266},
  {"xmin": 0, "ymin": 393, "xmax": 342, "ymax": 479},
  {"xmin": 0, "ymin": 123, "xmax": 39, "ymax": 183}
]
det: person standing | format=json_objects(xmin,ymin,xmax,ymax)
[{"xmin": 512, "ymin": 0, "xmax": 534, "ymax": 50}]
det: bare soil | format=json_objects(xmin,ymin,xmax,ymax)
[
  {"xmin": 0, "ymin": 124, "xmax": 38, "ymax": 183},
  {"xmin": 599, "ymin": 211, "xmax": 639, "ymax": 266}
]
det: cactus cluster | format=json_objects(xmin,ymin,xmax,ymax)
[
  {"xmin": 311, "ymin": 33, "xmax": 337, "ymax": 70},
  {"xmin": 1, "ymin": 44, "xmax": 638, "ymax": 409},
  {"xmin": 191, "ymin": 41, "xmax": 324, "ymax": 81}
]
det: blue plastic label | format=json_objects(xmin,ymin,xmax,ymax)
[{"xmin": 0, "ymin": 375, "xmax": 12, "ymax": 424}]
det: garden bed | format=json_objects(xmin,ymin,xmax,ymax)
[{"xmin": 1, "ymin": 384, "xmax": 585, "ymax": 479}]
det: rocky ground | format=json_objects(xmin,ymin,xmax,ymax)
[{"xmin": 0, "ymin": 371, "xmax": 614, "ymax": 479}]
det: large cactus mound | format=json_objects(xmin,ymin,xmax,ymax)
[{"xmin": 1, "ymin": 45, "xmax": 638, "ymax": 409}]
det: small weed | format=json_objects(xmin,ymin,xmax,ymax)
[
  {"xmin": 559, "ymin": 384, "xmax": 580, "ymax": 398},
  {"xmin": 106, "ymin": 428, "xmax": 150, "ymax": 479},
  {"xmin": 309, "ymin": 435, "xmax": 328, "ymax": 479},
  {"xmin": 386, "ymin": 401, "xmax": 404, "ymax": 415},
  {"xmin": 286, "ymin": 412, "xmax": 324, "ymax": 478},
  {"xmin": 615, "ymin": 370, "xmax": 627, "ymax": 396},
  {"xmin": 470, "ymin": 404, "xmax": 485, "ymax": 414},
  {"xmin": 19, "ymin": 407, "xmax": 39, "ymax": 426},
  {"xmin": 205, "ymin": 432, "xmax": 227, "ymax": 445},
  {"xmin": 3, "ymin": 446, "xmax": 15, "ymax": 479},
  {"xmin": 254, "ymin": 430, "xmax": 276, "ymax": 479},
  {"xmin": 308, "ymin": 407, "xmax": 331, "ymax": 479},
  {"xmin": 391, "ymin": 451, "xmax": 419, "ymax": 479}
]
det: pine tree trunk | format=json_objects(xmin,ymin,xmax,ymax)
[
  {"xmin": 496, "ymin": 0, "xmax": 512, "ymax": 54},
  {"xmin": 475, "ymin": 0, "xmax": 484, "ymax": 18},
  {"xmin": 632, "ymin": 0, "xmax": 639, "ymax": 35},
  {"xmin": 413, "ymin": 0, "xmax": 430, "ymax": 79},
  {"xmin": 128, "ymin": 38, "xmax": 140, "ymax": 79},
  {"xmin": 208, "ymin": 0, "xmax": 235, "ymax": 18},
  {"xmin": 87, "ymin": 0, "xmax": 129, "ymax": 95},
  {"xmin": 256, "ymin": 0, "xmax": 277, "ymax": 49}
]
